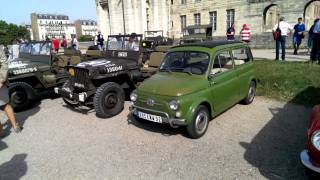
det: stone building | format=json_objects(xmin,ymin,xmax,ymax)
[
  {"xmin": 75, "ymin": 20, "xmax": 98, "ymax": 37},
  {"xmin": 96, "ymin": 0, "xmax": 320, "ymax": 46},
  {"xmin": 95, "ymin": 0, "xmax": 171, "ymax": 37},
  {"xmin": 31, "ymin": 13, "xmax": 76, "ymax": 41},
  {"xmin": 170, "ymin": 0, "xmax": 320, "ymax": 38}
]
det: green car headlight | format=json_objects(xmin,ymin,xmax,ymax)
[
  {"xmin": 169, "ymin": 100, "xmax": 179, "ymax": 111},
  {"xmin": 130, "ymin": 93, "xmax": 138, "ymax": 102}
]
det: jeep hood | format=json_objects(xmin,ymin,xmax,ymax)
[
  {"xmin": 74, "ymin": 58, "xmax": 137, "ymax": 69},
  {"xmin": 8, "ymin": 60, "xmax": 50, "ymax": 70},
  {"xmin": 138, "ymin": 72, "xmax": 207, "ymax": 97}
]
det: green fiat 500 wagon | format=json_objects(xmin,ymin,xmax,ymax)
[{"xmin": 129, "ymin": 41, "xmax": 256, "ymax": 138}]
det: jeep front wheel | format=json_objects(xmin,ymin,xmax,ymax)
[
  {"xmin": 186, "ymin": 105, "xmax": 209, "ymax": 139},
  {"xmin": 94, "ymin": 82, "xmax": 125, "ymax": 118},
  {"xmin": 9, "ymin": 82, "xmax": 35, "ymax": 111}
]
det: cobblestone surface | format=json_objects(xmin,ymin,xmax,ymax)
[{"xmin": 0, "ymin": 97, "xmax": 312, "ymax": 179}]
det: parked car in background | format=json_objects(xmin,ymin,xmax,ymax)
[
  {"xmin": 130, "ymin": 41, "xmax": 256, "ymax": 138},
  {"xmin": 301, "ymin": 105, "xmax": 320, "ymax": 173}
]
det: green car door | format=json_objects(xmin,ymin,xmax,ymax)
[
  {"xmin": 208, "ymin": 50, "xmax": 240, "ymax": 114},
  {"xmin": 231, "ymin": 46, "xmax": 255, "ymax": 99}
]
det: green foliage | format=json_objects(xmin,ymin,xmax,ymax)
[
  {"xmin": 79, "ymin": 35, "xmax": 94, "ymax": 42},
  {"xmin": 0, "ymin": 20, "xmax": 30, "ymax": 45},
  {"xmin": 254, "ymin": 60, "xmax": 320, "ymax": 106}
]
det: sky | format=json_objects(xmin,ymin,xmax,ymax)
[{"xmin": 0, "ymin": 0, "xmax": 97, "ymax": 25}]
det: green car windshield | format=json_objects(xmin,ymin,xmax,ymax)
[{"xmin": 159, "ymin": 51, "xmax": 209, "ymax": 75}]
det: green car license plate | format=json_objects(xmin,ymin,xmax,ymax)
[{"xmin": 138, "ymin": 111, "xmax": 162, "ymax": 123}]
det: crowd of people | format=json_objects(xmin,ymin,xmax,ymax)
[
  {"xmin": 46, "ymin": 34, "xmax": 79, "ymax": 53},
  {"xmin": 226, "ymin": 17, "xmax": 320, "ymax": 63}
]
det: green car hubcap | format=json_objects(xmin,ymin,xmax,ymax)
[{"xmin": 195, "ymin": 111, "xmax": 208, "ymax": 134}]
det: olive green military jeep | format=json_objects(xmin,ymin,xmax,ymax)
[
  {"xmin": 130, "ymin": 41, "xmax": 256, "ymax": 138},
  {"xmin": 7, "ymin": 42, "xmax": 100, "ymax": 110}
]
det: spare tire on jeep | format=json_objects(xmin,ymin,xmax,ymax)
[{"xmin": 94, "ymin": 82, "xmax": 125, "ymax": 118}]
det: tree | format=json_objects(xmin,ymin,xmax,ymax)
[{"xmin": 0, "ymin": 20, "xmax": 30, "ymax": 45}]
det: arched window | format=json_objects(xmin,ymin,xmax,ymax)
[
  {"xmin": 304, "ymin": 0, "xmax": 320, "ymax": 30},
  {"xmin": 263, "ymin": 4, "xmax": 280, "ymax": 32}
]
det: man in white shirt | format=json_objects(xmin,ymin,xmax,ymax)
[{"xmin": 273, "ymin": 17, "xmax": 293, "ymax": 61}]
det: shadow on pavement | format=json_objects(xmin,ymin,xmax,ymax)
[
  {"xmin": 0, "ymin": 140, "xmax": 8, "ymax": 151},
  {"xmin": 127, "ymin": 113, "xmax": 187, "ymax": 137},
  {"xmin": 241, "ymin": 87, "xmax": 319, "ymax": 179},
  {"xmin": 0, "ymin": 154, "xmax": 27, "ymax": 180}
]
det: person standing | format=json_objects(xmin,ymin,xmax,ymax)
[
  {"xmin": 293, "ymin": 18, "xmax": 306, "ymax": 55},
  {"xmin": 311, "ymin": 18, "xmax": 320, "ymax": 64},
  {"xmin": 60, "ymin": 35, "xmax": 68, "ymax": 49},
  {"xmin": 273, "ymin": 17, "xmax": 293, "ymax": 61},
  {"xmin": 226, "ymin": 23, "xmax": 235, "ymax": 41},
  {"xmin": 0, "ymin": 45, "xmax": 22, "ymax": 137},
  {"xmin": 307, "ymin": 19, "xmax": 318, "ymax": 56},
  {"xmin": 52, "ymin": 36, "xmax": 60, "ymax": 53},
  {"xmin": 240, "ymin": 24, "xmax": 251, "ymax": 43},
  {"xmin": 71, "ymin": 34, "xmax": 79, "ymax": 51},
  {"xmin": 95, "ymin": 31, "xmax": 105, "ymax": 51}
]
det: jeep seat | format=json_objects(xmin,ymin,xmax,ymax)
[
  {"xmin": 141, "ymin": 52, "xmax": 164, "ymax": 75},
  {"xmin": 155, "ymin": 45, "xmax": 172, "ymax": 52},
  {"xmin": 86, "ymin": 50, "xmax": 102, "ymax": 58}
]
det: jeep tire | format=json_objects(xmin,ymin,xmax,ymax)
[
  {"xmin": 9, "ymin": 82, "xmax": 35, "ymax": 111},
  {"xmin": 186, "ymin": 105, "xmax": 209, "ymax": 139},
  {"xmin": 94, "ymin": 82, "xmax": 125, "ymax": 118},
  {"xmin": 242, "ymin": 81, "xmax": 256, "ymax": 105},
  {"xmin": 62, "ymin": 80, "xmax": 79, "ymax": 107}
]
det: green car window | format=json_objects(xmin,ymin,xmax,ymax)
[
  {"xmin": 160, "ymin": 51, "xmax": 209, "ymax": 75},
  {"xmin": 232, "ymin": 48, "xmax": 250, "ymax": 66}
]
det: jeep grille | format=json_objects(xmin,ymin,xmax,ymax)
[{"xmin": 73, "ymin": 68, "xmax": 89, "ymax": 90}]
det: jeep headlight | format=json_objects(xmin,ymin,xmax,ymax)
[
  {"xmin": 312, "ymin": 130, "xmax": 320, "ymax": 151},
  {"xmin": 169, "ymin": 100, "xmax": 179, "ymax": 111},
  {"xmin": 130, "ymin": 93, "xmax": 137, "ymax": 102}
]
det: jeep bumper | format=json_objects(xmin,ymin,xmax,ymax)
[
  {"xmin": 54, "ymin": 87, "xmax": 88, "ymax": 103},
  {"xmin": 129, "ymin": 105, "xmax": 187, "ymax": 127}
]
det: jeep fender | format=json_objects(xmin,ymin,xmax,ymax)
[{"xmin": 8, "ymin": 73, "xmax": 45, "ymax": 89}]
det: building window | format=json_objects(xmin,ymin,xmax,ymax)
[
  {"xmin": 180, "ymin": 15, "xmax": 187, "ymax": 33},
  {"xmin": 209, "ymin": 11, "xmax": 217, "ymax": 31},
  {"xmin": 181, "ymin": 0, "xmax": 187, "ymax": 4},
  {"xmin": 194, "ymin": 13, "xmax": 201, "ymax": 26},
  {"xmin": 226, "ymin": 9, "xmax": 235, "ymax": 29}
]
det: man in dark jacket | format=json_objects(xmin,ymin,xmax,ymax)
[{"xmin": 95, "ymin": 31, "xmax": 105, "ymax": 51}]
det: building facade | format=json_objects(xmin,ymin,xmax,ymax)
[
  {"xmin": 75, "ymin": 20, "xmax": 98, "ymax": 37},
  {"xmin": 31, "ymin": 13, "xmax": 76, "ymax": 41},
  {"xmin": 96, "ymin": 0, "xmax": 320, "ymax": 42},
  {"xmin": 171, "ymin": 0, "xmax": 320, "ymax": 38},
  {"xmin": 95, "ymin": 0, "xmax": 171, "ymax": 37}
]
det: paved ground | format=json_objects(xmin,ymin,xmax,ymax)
[
  {"xmin": 252, "ymin": 49, "xmax": 310, "ymax": 62},
  {"xmin": 0, "ymin": 96, "xmax": 314, "ymax": 180}
]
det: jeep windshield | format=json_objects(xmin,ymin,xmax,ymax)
[
  {"xmin": 160, "ymin": 51, "xmax": 209, "ymax": 75},
  {"xmin": 20, "ymin": 42, "xmax": 52, "ymax": 55},
  {"xmin": 107, "ymin": 36, "xmax": 141, "ymax": 51},
  {"xmin": 144, "ymin": 31, "xmax": 163, "ymax": 40}
]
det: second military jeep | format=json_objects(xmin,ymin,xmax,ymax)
[{"xmin": 55, "ymin": 34, "xmax": 166, "ymax": 118}]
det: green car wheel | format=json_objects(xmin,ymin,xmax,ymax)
[{"xmin": 187, "ymin": 105, "xmax": 209, "ymax": 139}]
